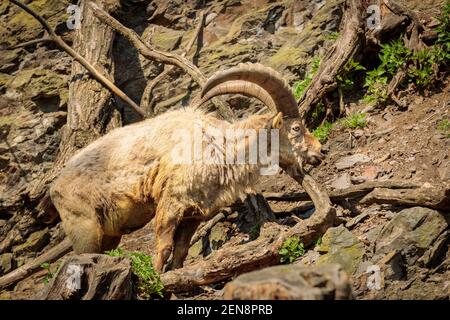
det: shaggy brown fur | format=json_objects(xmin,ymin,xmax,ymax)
[{"xmin": 50, "ymin": 107, "xmax": 322, "ymax": 271}]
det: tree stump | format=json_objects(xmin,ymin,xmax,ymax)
[{"xmin": 40, "ymin": 254, "xmax": 133, "ymax": 300}]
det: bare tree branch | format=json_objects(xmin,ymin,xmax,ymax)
[
  {"xmin": 89, "ymin": 2, "xmax": 235, "ymax": 121},
  {"xmin": 9, "ymin": 0, "xmax": 146, "ymax": 119},
  {"xmin": 265, "ymin": 180, "xmax": 421, "ymax": 202},
  {"xmin": 140, "ymin": 11, "xmax": 207, "ymax": 114}
]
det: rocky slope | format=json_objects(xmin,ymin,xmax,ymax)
[{"xmin": 0, "ymin": 0, "xmax": 448, "ymax": 300}]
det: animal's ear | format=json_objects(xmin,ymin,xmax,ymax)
[{"xmin": 271, "ymin": 112, "xmax": 283, "ymax": 129}]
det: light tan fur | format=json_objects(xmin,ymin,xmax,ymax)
[{"xmin": 50, "ymin": 107, "xmax": 323, "ymax": 271}]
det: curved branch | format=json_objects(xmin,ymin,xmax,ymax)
[
  {"xmin": 9, "ymin": 0, "xmax": 145, "ymax": 118},
  {"xmin": 89, "ymin": 2, "xmax": 235, "ymax": 121},
  {"xmin": 140, "ymin": 11, "xmax": 207, "ymax": 113},
  {"xmin": 161, "ymin": 172, "xmax": 335, "ymax": 293}
]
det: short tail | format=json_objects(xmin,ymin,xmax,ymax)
[{"xmin": 0, "ymin": 238, "xmax": 72, "ymax": 291}]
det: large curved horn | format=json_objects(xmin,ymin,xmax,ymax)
[{"xmin": 194, "ymin": 63, "xmax": 299, "ymax": 118}]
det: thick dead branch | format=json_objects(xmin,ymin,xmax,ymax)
[
  {"xmin": 0, "ymin": 239, "xmax": 72, "ymax": 291},
  {"xmin": 382, "ymin": 0, "xmax": 425, "ymax": 32},
  {"xmin": 190, "ymin": 212, "xmax": 225, "ymax": 246},
  {"xmin": 89, "ymin": 2, "xmax": 235, "ymax": 121},
  {"xmin": 264, "ymin": 180, "xmax": 421, "ymax": 202},
  {"xmin": 9, "ymin": 0, "xmax": 145, "ymax": 118},
  {"xmin": 140, "ymin": 11, "xmax": 207, "ymax": 114},
  {"xmin": 161, "ymin": 173, "xmax": 335, "ymax": 293},
  {"xmin": 298, "ymin": 0, "xmax": 365, "ymax": 122},
  {"xmin": 360, "ymin": 185, "xmax": 450, "ymax": 210},
  {"xmin": 369, "ymin": 14, "xmax": 409, "ymax": 43}
]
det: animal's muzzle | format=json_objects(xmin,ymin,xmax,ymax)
[{"xmin": 306, "ymin": 151, "xmax": 325, "ymax": 166}]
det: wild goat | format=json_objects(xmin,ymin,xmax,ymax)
[{"xmin": 6, "ymin": 64, "xmax": 325, "ymax": 280}]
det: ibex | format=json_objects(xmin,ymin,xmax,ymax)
[{"xmin": 0, "ymin": 63, "xmax": 323, "ymax": 288}]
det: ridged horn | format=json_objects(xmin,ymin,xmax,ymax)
[{"xmin": 194, "ymin": 63, "xmax": 299, "ymax": 118}]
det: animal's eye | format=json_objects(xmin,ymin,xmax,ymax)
[{"xmin": 292, "ymin": 126, "xmax": 301, "ymax": 132}]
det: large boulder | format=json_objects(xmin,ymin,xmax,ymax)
[
  {"xmin": 223, "ymin": 264, "xmax": 352, "ymax": 300},
  {"xmin": 374, "ymin": 207, "xmax": 448, "ymax": 266}
]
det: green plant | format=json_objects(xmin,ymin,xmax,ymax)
[
  {"xmin": 435, "ymin": 1, "xmax": 450, "ymax": 62},
  {"xmin": 362, "ymin": 6, "xmax": 450, "ymax": 104},
  {"xmin": 363, "ymin": 38, "xmax": 409, "ymax": 104},
  {"xmin": 437, "ymin": 119, "xmax": 450, "ymax": 137},
  {"xmin": 249, "ymin": 223, "xmax": 260, "ymax": 240},
  {"xmin": 408, "ymin": 49, "xmax": 437, "ymax": 86},
  {"xmin": 342, "ymin": 112, "xmax": 367, "ymax": 129},
  {"xmin": 40, "ymin": 262, "xmax": 62, "ymax": 284},
  {"xmin": 279, "ymin": 236, "xmax": 305, "ymax": 264},
  {"xmin": 106, "ymin": 248, "xmax": 164, "ymax": 298},
  {"xmin": 311, "ymin": 101, "xmax": 325, "ymax": 123},
  {"xmin": 336, "ymin": 59, "xmax": 366, "ymax": 90},
  {"xmin": 312, "ymin": 121, "xmax": 333, "ymax": 143},
  {"xmin": 293, "ymin": 58, "xmax": 321, "ymax": 100},
  {"xmin": 325, "ymin": 31, "xmax": 340, "ymax": 41},
  {"xmin": 314, "ymin": 237, "xmax": 322, "ymax": 247}
]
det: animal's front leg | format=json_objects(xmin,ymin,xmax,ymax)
[{"xmin": 154, "ymin": 202, "xmax": 183, "ymax": 273}]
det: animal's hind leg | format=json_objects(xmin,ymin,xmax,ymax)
[
  {"xmin": 101, "ymin": 235, "xmax": 122, "ymax": 252},
  {"xmin": 170, "ymin": 220, "xmax": 201, "ymax": 270},
  {"xmin": 154, "ymin": 200, "xmax": 184, "ymax": 273}
]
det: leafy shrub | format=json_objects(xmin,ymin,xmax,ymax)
[
  {"xmin": 293, "ymin": 58, "xmax": 321, "ymax": 100},
  {"xmin": 437, "ymin": 119, "xmax": 450, "ymax": 137},
  {"xmin": 312, "ymin": 121, "xmax": 333, "ymax": 143},
  {"xmin": 106, "ymin": 248, "xmax": 164, "ymax": 298},
  {"xmin": 336, "ymin": 59, "xmax": 366, "ymax": 90},
  {"xmin": 325, "ymin": 31, "xmax": 340, "ymax": 41},
  {"xmin": 279, "ymin": 236, "xmax": 305, "ymax": 264},
  {"xmin": 342, "ymin": 113, "xmax": 367, "ymax": 129}
]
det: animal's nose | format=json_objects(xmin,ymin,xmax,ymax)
[{"xmin": 308, "ymin": 152, "xmax": 324, "ymax": 166}]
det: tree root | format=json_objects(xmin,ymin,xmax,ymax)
[{"xmin": 161, "ymin": 173, "xmax": 335, "ymax": 293}]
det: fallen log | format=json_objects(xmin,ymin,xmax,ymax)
[
  {"xmin": 360, "ymin": 185, "xmax": 450, "ymax": 211},
  {"xmin": 264, "ymin": 180, "xmax": 421, "ymax": 202}
]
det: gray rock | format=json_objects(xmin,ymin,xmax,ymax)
[
  {"xmin": 12, "ymin": 228, "xmax": 50, "ymax": 256},
  {"xmin": 330, "ymin": 173, "xmax": 352, "ymax": 190},
  {"xmin": 0, "ymin": 253, "xmax": 14, "ymax": 275},
  {"xmin": 374, "ymin": 207, "xmax": 448, "ymax": 266},
  {"xmin": 316, "ymin": 225, "xmax": 366, "ymax": 275},
  {"xmin": 209, "ymin": 223, "xmax": 230, "ymax": 250},
  {"xmin": 438, "ymin": 164, "xmax": 450, "ymax": 181},
  {"xmin": 335, "ymin": 154, "xmax": 372, "ymax": 170},
  {"xmin": 223, "ymin": 264, "xmax": 353, "ymax": 300},
  {"xmin": 345, "ymin": 212, "xmax": 369, "ymax": 229}
]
